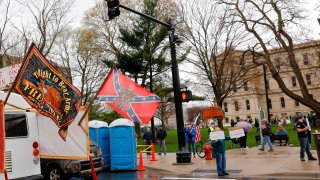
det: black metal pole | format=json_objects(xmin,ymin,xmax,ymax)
[
  {"xmin": 168, "ymin": 19, "xmax": 190, "ymax": 163},
  {"xmin": 116, "ymin": 4, "xmax": 190, "ymax": 163},
  {"xmin": 150, "ymin": 60, "xmax": 156, "ymax": 143},
  {"xmin": 263, "ymin": 65, "xmax": 271, "ymax": 122}
]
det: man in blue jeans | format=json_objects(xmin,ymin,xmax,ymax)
[
  {"xmin": 184, "ymin": 124, "xmax": 197, "ymax": 158},
  {"xmin": 211, "ymin": 127, "xmax": 230, "ymax": 177},
  {"xmin": 259, "ymin": 119, "xmax": 274, "ymax": 151},
  {"xmin": 295, "ymin": 114, "xmax": 317, "ymax": 161}
]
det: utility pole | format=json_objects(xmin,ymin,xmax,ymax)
[{"xmin": 106, "ymin": 1, "xmax": 191, "ymax": 163}]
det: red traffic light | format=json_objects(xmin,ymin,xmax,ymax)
[{"xmin": 180, "ymin": 90, "xmax": 192, "ymax": 102}]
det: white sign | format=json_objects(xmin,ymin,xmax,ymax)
[
  {"xmin": 0, "ymin": 63, "xmax": 21, "ymax": 89},
  {"xmin": 210, "ymin": 131, "xmax": 225, "ymax": 140},
  {"xmin": 229, "ymin": 128, "xmax": 245, "ymax": 139}
]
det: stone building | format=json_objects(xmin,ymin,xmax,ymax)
[{"xmin": 223, "ymin": 40, "xmax": 320, "ymax": 121}]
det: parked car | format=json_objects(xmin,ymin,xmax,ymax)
[{"xmin": 41, "ymin": 140, "xmax": 104, "ymax": 180}]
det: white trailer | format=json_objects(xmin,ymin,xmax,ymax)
[{"xmin": 0, "ymin": 92, "xmax": 42, "ymax": 180}]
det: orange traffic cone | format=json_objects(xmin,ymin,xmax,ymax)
[
  {"xmin": 138, "ymin": 150, "xmax": 145, "ymax": 171},
  {"xmin": 150, "ymin": 143, "xmax": 157, "ymax": 161}
]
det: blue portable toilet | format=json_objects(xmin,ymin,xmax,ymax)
[
  {"xmin": 89, "ymin": 120, "xmax": 110, "ymax": 170},
  {"xmin": 109, "ymin": 118, "xmax": 137, "ymax": 171}
]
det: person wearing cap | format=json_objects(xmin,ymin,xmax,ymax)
[
  {"xmin": 259, "ymin": 119, "xmax": 274, "ymax": 151},
  {"xmin": 294, "ymin": 114, "xmax": 317, "ymax": 161}
]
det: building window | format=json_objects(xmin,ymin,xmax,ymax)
[
  {"xmin": 292, "ymin": 76, "xmax": 296, "ymax": 87},
  {"xmin": 306, "ymin": 74, "xmax": 311, "ymax": 85},
  {"xmin": 303, "ymin": 54, "xmax": 308, "ymax": 65},
  {"xmin": 266, "ymin": 80, "xmax": 269, "ymax": 90},
  {"xmin": 268, "ymin": 98, "xmax": 272, "ymax": 109},
  {"xmin": 243, "ymin": 82, "xmax": 248, "ymax": 91},
  {"xmin": 233, "ymin": 83, "xmax": 237, "ymax": 92},
  {"xmin": 234, "ymin": 101, "xmax": 239, "ymax": 111},
  {"xmin": 246, "ymin": 100, "xmax": 250, "ymax": 110},
  {"xmin": 280, "ymin": 97, "xmax": 285, "ymax": 108},
  {"xmin": 295, "ymin": 100, "xmax": 299, "ymax": 107},
  {"xmin": 224, "ymin": 102, "xmax": 228, "ymax": 112}
]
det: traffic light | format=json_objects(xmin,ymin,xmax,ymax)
[
  {"xmin": 107, "ymin": 0, "xmax": 120, "ymax": 20},
  {"xmin": 180, "ymin": 90, "xmax": 192, "ymax": 102}
]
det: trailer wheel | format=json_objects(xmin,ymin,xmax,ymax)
[{"xmin": 45, "ymin": 165, "xmax": 63, "ymax": 180}]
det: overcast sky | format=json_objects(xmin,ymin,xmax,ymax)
[
  {"xmin": 69, "ymin": 0, "xmax": 320, "ymax": 37},
  {"xmin": 68, "ymin": 0, "xmax": 97, "ymax": 26}
]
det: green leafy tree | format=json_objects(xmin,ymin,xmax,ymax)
[
  {"xmin": 88, "ymin": 103, "xmax": 122, "ymax": 125},
  {"xmin": 102, "ymin": 0, "xmax": 189, "ymax": 137}
]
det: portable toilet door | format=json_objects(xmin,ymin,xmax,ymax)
[
  {"xmin": 89, "ymin": 120, "xmax": 110, "ymax": 170},
  {"xmin": 109, "ymin": 118, "xmax": 137, "ymax": 171}
]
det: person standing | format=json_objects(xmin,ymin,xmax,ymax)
[
  {"xmin": 208, "ymin": 122, "xmax": 215, "ymax": 135},
  {"xmin": 254, "ymin": 118, "xmax": 260, "ymax": 132},
  {"xmin": 211, "ymin": 127, "xmax": 230, "ymax": 177},
  {"xmin": 184, "ymin": 124, "xmax": 197, "ymax": 158},
  {"xmin": 295, "ymin": 114, "xmax": 317, "ymax": 161},
  {"xmin": 236, "ymin": 119, "xmax": 251, "ymax": 149},
  {"xmin": 208, "ymin": 122, "xmax": 215, "ymax": 158},
  {"xmin": 259, "ymin": 119, "xmax": 274, "ymax": 151},
  {"xmin": 143, "ymin": 128, "xmax": 153, "ymax": 155},
  {"xmin": 156, "ymin": 126, "xmax": 167, "ymax": 156}
]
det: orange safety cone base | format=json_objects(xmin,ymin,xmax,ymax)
[
  {"xmin": 150, "ymin": 143, "xmax": 157, "ymax": 161},
  {"xmin": 138, "ymin": 150, "xmax": 145, "ymax": 171}
]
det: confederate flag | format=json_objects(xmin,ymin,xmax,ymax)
[{"xmin": 96, "ymin": 68, "xmax": 161, "ymax": 124}]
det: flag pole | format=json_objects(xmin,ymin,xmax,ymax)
[
  {"xmin": 78, "ymin": 67, "xmax": 115, "ymax": 125},
  {"xmin": 4, "ymin": 43, "xmax": 35, "ymax": 106}
]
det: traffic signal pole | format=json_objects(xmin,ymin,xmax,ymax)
[{"xmin": 112, "ymin": 3, "xmax": 191, "ymax": 163}]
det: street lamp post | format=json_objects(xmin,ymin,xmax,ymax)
[
  {"xmin": 113, "ymin": 4, "xmax": 191, "ymax": 163},
  {"xmin": 168, "ymin": 19, "xmax": 191, "ymax": 163}
]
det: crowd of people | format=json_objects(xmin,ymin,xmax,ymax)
[{"xmin": 140, "ymin": 113, "xmax": 318, "ymax": 177}]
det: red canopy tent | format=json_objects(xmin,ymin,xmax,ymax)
[{"xmin": 203, "ymin": 106, "xmax": 224, "ymax": 120}]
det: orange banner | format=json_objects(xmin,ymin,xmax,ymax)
[{"xmin": 0, "ymin": 100, "xmax": 5, "ymax": 172}]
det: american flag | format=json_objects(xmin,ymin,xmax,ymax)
[{"xmin": 194, "ymin": 113, "xmax": 201, "ymax": 142}]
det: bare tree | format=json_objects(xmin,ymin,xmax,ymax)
[
  {"xmin": 153, "ymin": 77, "xmax": 176, "ymax": 127},
  {"xmin": 179, "ymin": 0, "xmax": 258, "ymax": 128},
  {"xmin": 0, "ymin": 0, "xmax": 22, "ymax": 67},
  {"xmin": 54, "ymin": 28, "xmax": 107, "ymax": 106},
  {"xmin": 16, "ymin": 0, "xmax": 73, "ymax": 56},
  {"xmin": 220, "ymin": 0, "xmax": 320, "ymax": 115}
]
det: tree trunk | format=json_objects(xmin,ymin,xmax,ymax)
[{"xmin": 135, "ymin": 123, "xmax": 141, "ymax": 138}]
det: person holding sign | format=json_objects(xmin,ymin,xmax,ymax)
[
  {"xmin": 211, "ymin": 127, "xmax": 230, "ymax": 177},
  {"xmin": 236, "ymin": 119, "xmax": 251, "ymax": 149},
  {"xmin": 294, "ymin": 114, "xmax": 317, "ymax": 161}
]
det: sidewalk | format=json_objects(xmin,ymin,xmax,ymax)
[{"xmin": 143, "ymin": 146, "xmax": 320, "ymax": 179}]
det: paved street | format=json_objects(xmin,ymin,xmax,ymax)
[{"xmin": 142, "ymin": 146, "xmax": 320, "ymax": 179}]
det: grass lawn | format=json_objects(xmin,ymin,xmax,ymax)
[{"xmin": 137, "ymin": 124, "xmax": 320, "ymax": 153}]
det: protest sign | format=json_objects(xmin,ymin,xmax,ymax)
[
  {"xmin": 229, "ymin": 126, "xmax": 245, "ymax": 138},
  {"xmin": 210, "ymin": 131, "xmax": 225, "ymax": 140}
]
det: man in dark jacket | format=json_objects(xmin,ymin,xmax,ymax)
[
  {"xmin": 143, "ymin": 128, "xmax": 152, "ymax": 155},
  {"xmin": 156, "ymin": 126, "xmax": 167, "ymax": 156},
  {"xmin": 295, "ymin": 114, "xmax": 317, "ymax": 161}
]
